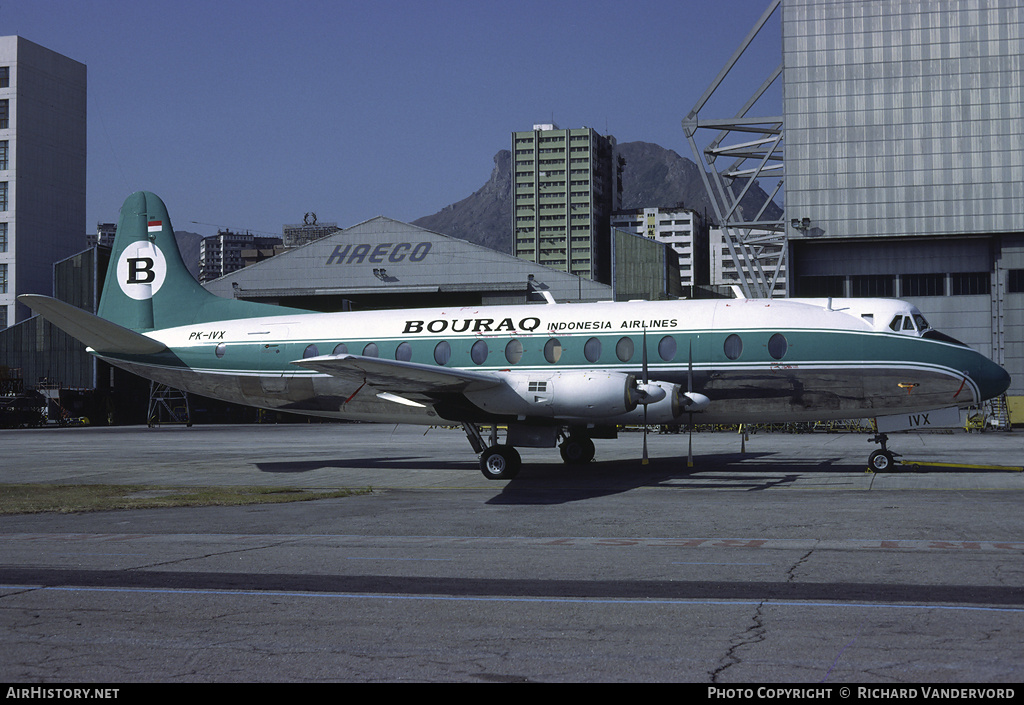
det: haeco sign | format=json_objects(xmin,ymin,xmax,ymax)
[{"xmin": 325, "ymin": 241, "xmax": 432, "ymax": 266}]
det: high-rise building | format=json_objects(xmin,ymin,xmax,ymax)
[
  {"xmin": 512, "ymin": 124, "xmax": 621, "ymax": 283},
  {"xmin": 0, "ymin": 36, "xmax": 87, "ymax": 329}
]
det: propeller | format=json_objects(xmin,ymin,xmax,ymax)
[{"xmin": 642, "ymin": 327, "xmax": 649, "ymax": 465}]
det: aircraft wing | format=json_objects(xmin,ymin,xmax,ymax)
[
  {"xmin": 292, "ymin": 353, "xmax": 503, "ymax": 395},
  {"xmin": 17, "ymin": 294, "xmax": 169, "ymax": 355}
]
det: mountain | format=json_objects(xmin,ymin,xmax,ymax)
[
  {"xmin": 412, "ymin": 149, "xmax": 512, "ymax": 253},
  {"xmin": 412, "ymin": 141, "xmax": 783, "ymax": 253},
  {"xmin": 174, "ymin": 230, "xmax": 204, "ymax": 280}
]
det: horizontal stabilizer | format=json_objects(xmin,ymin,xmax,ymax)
[
  {"xmin": 17, "ymin": 294, "xmax": 168, "ymax": 355},
  {"xmin": 292, "ymin": 353, "xmax": 501, "ymax": 394}
]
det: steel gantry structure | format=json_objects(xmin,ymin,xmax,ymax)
[{"xmin": 682, "ymin": 0, "xmax": 786, "ymax": 299}]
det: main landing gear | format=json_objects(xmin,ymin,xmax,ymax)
[
  {"xmin": 868, "ymin": 433, "xmax": 901, "ymax": 472},
  {"xmin": 480, "ymin": 444, "xmax": 521, "ymax": 480},
  {"xmin": 463, "ymin": 423, "xmax": 598, "ymax": 480},
  {"xmin": 558, "ymin": 434, "xmax": 595, "ymax": 465}
]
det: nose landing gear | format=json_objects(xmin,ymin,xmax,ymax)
[{"xmin": 868, "ymin": 433, "xmax": 901, "ymax": 472}]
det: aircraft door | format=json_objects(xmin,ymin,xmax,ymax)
[{"xmin": 256, "ymin": 326, "xmax": 292, "ymax": 395}]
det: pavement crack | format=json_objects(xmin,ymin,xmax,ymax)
[
  {"xmin": 787, "ymin": 549, "xmax": 814, "ymax": 582},
  {"xmin": 130, "ymin": 538, "xmax": 302, "ymax": 571},
  {"xmin": 710, "ymin": 601, "xmax": 767, "ymax": 683}
]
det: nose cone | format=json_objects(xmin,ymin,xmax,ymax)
[{"xmin": 974, "ymin": 355, "xmax": 1011, "ymax": 401}]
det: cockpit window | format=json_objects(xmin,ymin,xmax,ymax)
[
  {"xmin": 903, "ymin": 316, "xmax": 916, "ymax": 331},
  {"xmin": 913, "ymin": 314, "xmax": 930, "ymax": 331},
  {"xmin": 923, "ymin": 329, "xmax": 968, "ymax": 346},
  {"xmin": 889, "ymin": 315, "xmax": 903, "ymax": 332}
]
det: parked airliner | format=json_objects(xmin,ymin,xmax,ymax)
[{"xmin": 20, "ymin": 192, "xmax": 1010, "ymax": 478}]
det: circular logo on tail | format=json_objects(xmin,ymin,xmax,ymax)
[{"xmin": 117, "ymin": 242, "xmax": 168, "ymax": 300}]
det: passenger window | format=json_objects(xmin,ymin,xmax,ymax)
[
  {"xmin": 724, "ymin": 334, "xmax": 742, "ymax": 360},
  {"xmin": 215, "ymin": 343, "xmax": 227, "ymax": 358},
  {"xmin": 544, "ymin": 338, "xmax": 562, "ymax": 364},
  {"xmin": 767, "ymin": 333, "xmax": 788, "ymax": 360},
  {"xmin": 362, "ymin": 342, "xmax": 379, "ymax": 357},
  {"xmin": 332, "ymin": 343, "xmax": 348, "ymax": 355},
  {"xmin": 615, "ymin": 337, "xmax": 634, "ymax": 362},
  {"xmin": 584, "ymin": 337, "xmax": 602, "ymax": 363},
  {"xmin": 505, "ymin": 339, "xmax": 524, "ymax": 364},
  {"xmin": 303, "ymin": 344, "xmax": 320, "ymax": 359},
  {"xmin": 658, "ymin": 335, "xmax": 677, "ymax": 362},
  {"xmin": 433, "ymin": 340, "xmax": 451, "ymax": 366},
  {"xmin": 395, "ymin": 342, "xmax": 412, "ymax": 361},
  {"xmin": 471, "ymin": 340, "xmax": 488, "ymax": 365}
]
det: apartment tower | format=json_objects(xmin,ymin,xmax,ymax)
[{"xmin": 512, "ymin": 124, "xmax": 621, "ymax": 284}]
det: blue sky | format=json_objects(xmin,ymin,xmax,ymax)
[{"xmin": 5, "ymin": 0, "xmax": 781, "ymax": 236}]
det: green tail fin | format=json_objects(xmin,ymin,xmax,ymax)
[{"xmin": 97, "ymin": 191, "xmax": 301, "ymax": 330}]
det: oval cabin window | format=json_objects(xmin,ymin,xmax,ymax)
[
  {"xmin": 767, "ymin": 334, "xmax": 788, "ymax": 360},
  {"xmin": 724, "ymin": 334, "xmax": 743, "ymax": 361}
]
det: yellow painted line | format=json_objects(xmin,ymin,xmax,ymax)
[{"xmin": 899, "ymin": 460, "xmax": 1023, "ymax": 472}]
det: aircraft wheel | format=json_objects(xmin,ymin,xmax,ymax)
[
  {"xmin": 868, "ymin": 449, "xmax": 895, "ymax": 472},
  {"xmin": 480, "ymin": 445, "xmax": 521, "ymax": 480},
  {"xmin": 559, "ymin": 436, "xmax": 595, "ymax": 465}
]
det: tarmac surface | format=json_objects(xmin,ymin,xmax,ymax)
[{"xmin": 1, "ymin": 422, "xmax": 1023, "ymax": 683}]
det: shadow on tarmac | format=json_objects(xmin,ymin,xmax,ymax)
[
  {"xmin": 486, "ymin": 452, "xmax": 866, "ymax": 505},
  {"xmin": 251, "ymin": 444, "xmax": 1016, "ymax": 507}
]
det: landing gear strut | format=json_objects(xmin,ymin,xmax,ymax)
[{"xmin": 868, "ymin": 433, "xmax": 900, "ymax": 472}]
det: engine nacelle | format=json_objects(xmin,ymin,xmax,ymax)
[{"xmin": 465, "ymin": 370, "xmax": 640, "ymax": 419}]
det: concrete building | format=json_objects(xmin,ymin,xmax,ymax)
[
  {"xmin": 203, "ymin": 216, "xmax": 613, "ymax": 311},
  {"xmin": 512, "ymin": 124, "xmax": 622, "ymax": 284},
  {"xmin": 199, "ymin": 230, "xmax": 283, "ymax": 283},
  {"xmin": 610, "ymin": 207, "xmax": 710, "ymax": 289},
  {"xmin": 0, "ymin": 36, "xmax": 87, "ymax": 329},
  {"xmin": 782, "ymin": 0, "xmax": 1024, "ymax": 402},
  {"xmin": 88, "ymin": 223, "xmax": 116, "ymax": 248},
  {"xmin": 611, "ymin": 228, "xmax": 684, "ymax": 302},
  {"xmin": 710, "ymin": 227, "xmax": 787, "ymax": 297}
]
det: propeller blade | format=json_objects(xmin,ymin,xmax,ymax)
[
  {"xmin": 642, "ymin": 405, "xmax": 649, "ymax": 465},
  {"xmin": 688, "ymin": 419, "xmax": 693, "ymax": 468},
  {"xmin": 688, "ymin": 339, "xmax": 695, "ymax": 468},
  {"xmin": 642, "ymin": 327, "xmax": 649, "ymax": 384},
  {"xmin": 687, "ymin": 338, "xmax": 693, "ymax": 393}
]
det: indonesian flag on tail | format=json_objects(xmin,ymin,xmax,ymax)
[{"xmin": 147, "ymin": 220, "xmax": 163, "ymax": 233}]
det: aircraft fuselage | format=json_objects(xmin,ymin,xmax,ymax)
[{"xmin": 97, "ymin": 296, "xmax": 1007, "ymax": 427}]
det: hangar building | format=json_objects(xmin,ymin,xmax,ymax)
[{"xmin": 202, "ymin": 216, "xmax": 634, "ymax": 309}]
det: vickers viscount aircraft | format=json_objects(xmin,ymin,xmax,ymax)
[{"xmin": 20, "ymin": 192, "xmax": 1011, "ymax": 478}]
